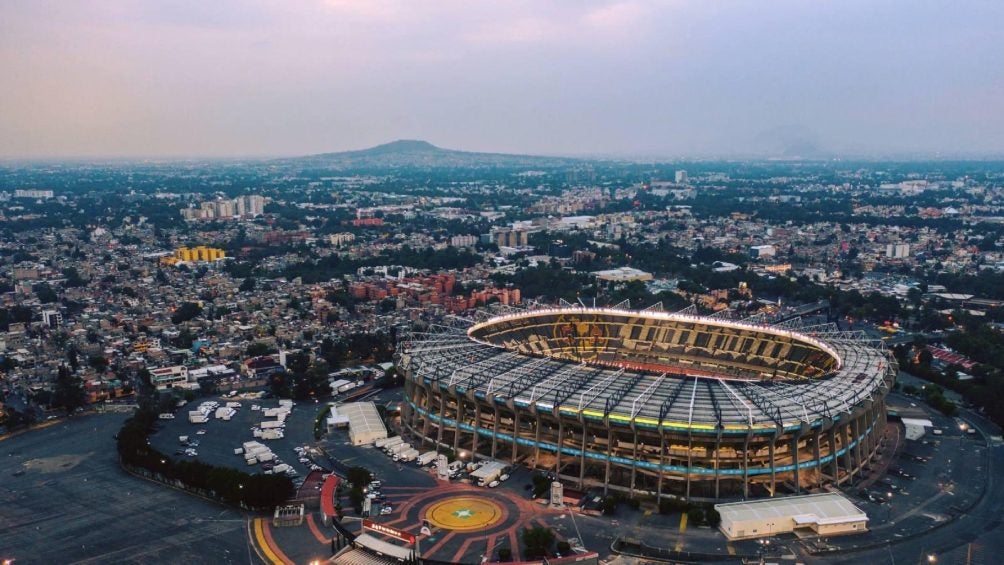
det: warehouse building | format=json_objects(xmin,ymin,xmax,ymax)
[
  {"xmin": 715, "ymin": 493, "xmax": 868, "ymax": 540},
  {"xmin": 340, "ymin": 402, "xmax": 388, "ymax": 446}
]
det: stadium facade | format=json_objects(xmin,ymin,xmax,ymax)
[{"xmin": 398, "ymin": 306, "xmax": 895, "ymax": 501}]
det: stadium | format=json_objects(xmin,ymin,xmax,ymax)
[{"xmin": 398, "ymin": 305, "xmax": 896, "ymax": 501}]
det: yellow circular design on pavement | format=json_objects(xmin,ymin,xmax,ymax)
[{"xmin": 425, "ymin": 496, "xmax": 504, "ymax": 531}]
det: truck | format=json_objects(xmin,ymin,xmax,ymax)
[
  {"xmin": 179, "ymin": 435, "xmax": 189, "ymax": 444},
  {"xmin": 416, "ymin": 451, "xmax": 438, "ymax": 466},
  {"xmin": 337, "ymin": 381, "xmax": 359, "ymax": 393},
  {"xmin": 381, "ymin": 437, "xmax": 404, "ymax": 451},
  {"xmin": 396, "ymin": 448, "xmax": 420, "ymax": 462},
  {"xmin": 388, "ymin": 443, "xmax": 410, "ymax": 456},
  {"xmin": 470, "ymin": 461, "xmax": 510, "ymax": 487},
  {"xmin": 330, "ymin": 379, "xmax": 352, "ymax": 393}
]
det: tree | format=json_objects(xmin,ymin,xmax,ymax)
[
  {"xmin": 52, "ymin": 365, "xmax": 87, "ymax": 415},
  {"xmin": 246, "ymin": 341, "xmax": 272, "ymax": 357},
  {"xmin": 88, "ymin": 355, "xmax": 109, "ymax": 371},
  {"xmin": 171, "ymin": 301, "xmax": 203, "ymax": 324},
  {"xmin": 346, "ymin": 466, "xmax": 373, "ymax": 488},
  {"xmin": 62, "ymin": 267, "xmax": 86, "ymax": 288},
  {"xmin": 705, "ymin": 508, "xmax": 722, "ymax": 527},
  {"xmin": 239, "ymin": 277, "xmax": 256, "ymax": 292},
  {"xmin": 556, "ymin": 541, "xmax": 572, "ymax": 556},
  {"xmin": 521, "ymin": 526, "xmax": 556, "ymax": 559},
  {"xmin": 35, "ymin": 282, "xmax": 58, "ymax": 304},
  {"xmin": 687, "ymin": 507, "xmax": 705, "ymax": 525}
]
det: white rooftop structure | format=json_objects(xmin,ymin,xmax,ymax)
[
  {"xmin": 591, "ymin": 266, "xmax": 654, "ymax": 282},
  {"xmin": 352, "ymin": 533, "xmax": 414, "ymax": 561},
  {"xmin": 716, "ymin": 493, "xmax": 868, "ymax": 540},
  {"xmin": 339, "ymin": 402, "xmax": 388, "ymax": 446},
  {"xmin": 901, "ymin": 417, "xmax": 934, "ymax": 441}
]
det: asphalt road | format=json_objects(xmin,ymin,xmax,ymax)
[
  {"xmin": 0, "ymin": 413, "xmax": 253, "ymax": 565},
  {"xmin": 815, "ymin": 396, "xmax": 1004, "ymax": 565}
]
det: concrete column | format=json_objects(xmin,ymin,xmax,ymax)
[
  {"xmin": 453, "ymin": 394, "xmax": 464, "ymax": 454},
  {"xmin": 555, "ymin": 416, "xmax": 564, "ymax": 475},
  {"xmin": 603, "ymin": 427, "xmax": 613, "ymax": 496},
  {"xmin": 813, "ymin": 427, "xmax": 822, "ymax": 489},
  {"xmin": 532, "ymin": 411, "xmax": 542, "ymax": 471},
  {"xmin": 512, "ymin": 407, "xmax": 520, "ymax": 464},
  {"xmin": 791, "ymin": 429, "xmax": 802, "ymax": 494},
  {"xmin": 491, "ymin": 403, "xmax": 500, "ymax": 459},
  {"xmin": 685, "ymin": 431, "xmax": 693, "ymax": 501},
  {"xmin": 742, "ymin": 432, "xmax": 751, "ymax": 499},
  {"xmin": 769, "ymin": 433, "xmax": 776, "ymax": 497},
  {"xmin": 656, "ymin": 431, "xmax": 666, "ymax": 501}
]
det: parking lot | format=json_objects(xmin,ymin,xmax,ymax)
[
  {"xmin": 0, "ymin": 413, "xmax": 251, "ymax": 564},
  {"xmin": 149, "ymin": 395, "xmax": 330, "ymax": 481}
]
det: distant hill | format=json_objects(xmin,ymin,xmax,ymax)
[{"xmin": 281, "ymin": 139, "xmax": 585, "ymax": 170}]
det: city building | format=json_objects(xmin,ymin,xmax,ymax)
[
  {"xmin": 750, "ymin": 245, "xmax": 777, "ymax": 260},
  {"xmin": 675, "ymin": 170, "xmax": 688, "ymax": 184},
  {"xmin": 160, "ymin": 246, "xmax": 226, "ymax": 265},
  {"xmin": 14, "ymin": 189, "xmax": 54, "ymax": 199},
  {"xmin": 329, "ymin": 233, "xmax": 356, "ymax": 247},
  {"xmin": 490, "ymin": 227, "xmax": 529, "ymax": 248},
  {"xmin": 180, "ymin": 195, "xmax": 265, "ymax": 220},
  {"xmin": 148, "ymin": 365, "xmax": 190, "ymax": 390},
  {"xmin": 886, "ymin": 243, "xmax": 910, "ymax": 258},
  {"xmin": 449, "ymin": 234, "xmax": 479, "ymax": 248},
  {"xmin": 41, "ymin": 309, "xmax": 62, "ymax": 328}
]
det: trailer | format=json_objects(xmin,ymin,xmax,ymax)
[
  {"xmin": 397, "ymin": 448, "xmax": 420, "ymax": 462},
  {"xmin": 387, "ymin": 443, "xmax": 410, "ymax": 456},
  {"xmin": 260, "ymin": 420, "xmax": 284, "ymax": 429},
  {"xmin": 246, "ymin": 456, "xmax": 258, "ymax": 465},
  {"xmin": 272, "ymin": 463, "xmax": 291, "ymax": 474},
  {"xmin": 470, "ymin": 461, "xmax": 510, "ymax": 487},
  {"xmin": 381, "ymin": 437, "xmax": 404, "ymax": 451},
  {"xmin": 337, "ymin": 381, "xmax": 358, "ymax": 393},
  {"xmin": 258, "ymin": 452, "xmax": 275, "ymax": 462},
  {"xmin": 261, "ymin": 429, "xmax": 284, "ymax": 440},
  {"xmin": 234, "ymin": 448, "xmax": 244, "ymax": 455},
  {"xmin": 330, "ymin": 379, "xmax": 352, "ymax": 393},
  {"xmin": 374, "ymin": 436, "xmax": 399, "ymax": 449},
  {"xmin": 416, "ymin": 451, "xmax": 438, "ymax": 466}
]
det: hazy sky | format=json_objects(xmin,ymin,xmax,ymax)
[{"xmin": 1, "ymin": 1, "xmax": 1002, "ymax": 159}]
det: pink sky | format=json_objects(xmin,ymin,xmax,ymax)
[{"xmin": 1, "ymin": 1, "xmax": 1002, "ymax": 158}]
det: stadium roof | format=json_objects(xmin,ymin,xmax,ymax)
[{"xmin": 400, "ymin": 306, "xmax": 892, "ymax": 431}]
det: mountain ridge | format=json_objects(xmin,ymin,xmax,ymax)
[{"xmin": 281, "ymin": 139, "xmax": 586, "ymax": 170}]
